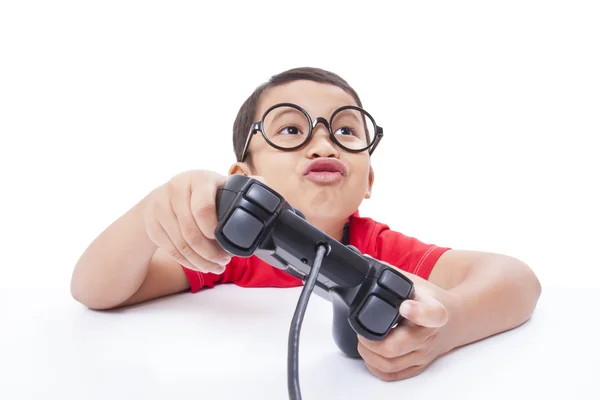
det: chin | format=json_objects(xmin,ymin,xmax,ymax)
[{"xmin": 296, "ymin": 194, "xmax": 359, "ymax": 222}]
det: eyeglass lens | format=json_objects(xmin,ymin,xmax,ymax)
[{"xmin": 261, "ymin": 105, "xmax": 376, "ymax": 151}]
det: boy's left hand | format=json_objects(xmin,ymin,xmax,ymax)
[{"xmin": 357, "ymin": 267, "xmax": 453, "ymax": 382}]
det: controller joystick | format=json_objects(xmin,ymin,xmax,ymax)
[{"xmin": 214, "ymin": 174, "xmax": 414, "ymax": 358}]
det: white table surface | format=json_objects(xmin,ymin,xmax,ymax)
[{"xmin": 1, "ymin": 284, "xmax": 598, "ymax": 400}]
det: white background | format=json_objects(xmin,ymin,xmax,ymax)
[
  {"xmin": 1, "ymin": 2, "xmax": 599, "ymax": 399},
  {"xmin": 1, "ymin": 0, "xmax": 598, "ymax": 294}
]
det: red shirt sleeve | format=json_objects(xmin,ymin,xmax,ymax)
[
  {"xmin": 348, "ymin": 212, "xmax": 451, "ymax": 280},
  {"xmin": 182, "ymin": 255, "xmax": 302, "ymax": 293}
]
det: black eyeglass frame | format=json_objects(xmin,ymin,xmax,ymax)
[{"xmin": 238, "ymin": 102, "xmax": 384, "ymax": 162}]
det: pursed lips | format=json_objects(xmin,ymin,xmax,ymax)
[{"xmin": 303, "ymin": 159, "xmax": 346, "ymax": 183}]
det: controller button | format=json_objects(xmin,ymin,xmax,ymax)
[
  {"xmin": 378, "ymin": 270, "xmax": 412, "ymax": 298},
  {"xmin": 356, "ymin": 294, "xmax": 398, "ymax": 335},
  {"xmin": 246, "ymin": 184, "xmax": 280, "ymax": 213},
  {"xmin": 222, "ymin": 208, "xmax": 264, "ymax": 250}
]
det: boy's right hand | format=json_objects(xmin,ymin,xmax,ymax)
[{"xmin": 143, "ymin": 170, "xmax": 257, "ymax": 274}]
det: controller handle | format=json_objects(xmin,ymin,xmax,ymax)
[
  {"xmin": 331, "ymin": 290, "xmax": 361, "ymax": 357},
  {"xmin": 214, "ymin": 174, "xmax": 414, "ymax": 358},
  {"xmin": 330, "ymin": 245, "xmax": 413, "ymax": 357}
]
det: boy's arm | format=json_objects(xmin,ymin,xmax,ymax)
[
  {"xmin": 116, "ymin": 248, "xmax": 191, "ymax": 307},
  {"xmin": 427, "ymin": 249, "xmax": 542, "ymax": 349},
  {"xmin": 356, "ymin": 249, "xmax": 541, "ymax": 381},
  {"xmin": 70, "ymin": 195, "xmax": 190, "ymax": 310}
]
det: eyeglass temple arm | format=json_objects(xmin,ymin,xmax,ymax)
[
  {"xmin": 368, "ymin": 127, "xmax": 384, "ymax": 155},
  {"xmin": 240, "ymin": 122, "xmax": 260, "ymax": 162}
]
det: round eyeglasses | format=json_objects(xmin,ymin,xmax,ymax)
[{"xmin": 239, "ymin": 103, "xmax": 383, "ymax": 162}]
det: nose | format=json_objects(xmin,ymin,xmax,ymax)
[{"xmin": 305, "ymin": 117, "xmax": 339, "ymax": 159}]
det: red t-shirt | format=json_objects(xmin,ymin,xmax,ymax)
[{"xmin": 182, "ymin": 211, "xmax": 450, "ymax": 293}]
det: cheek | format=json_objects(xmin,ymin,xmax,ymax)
[
  {"xmin": 253, "ymin": 157, "xmax": 299, "ymax": 191},
  {"xmin": 350, "ymin": 160, "xmax": 372, "ymax": 189}
]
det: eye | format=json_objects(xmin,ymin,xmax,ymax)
[
  {"xmin": 334, "ymin": 127, "xmax": 355, "ymax": 136},
  {"xmin": 278, "ymin": 126, "xmax": 304, "ymax": 135}
]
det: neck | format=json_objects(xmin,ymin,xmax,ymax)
[{"xmin": 306, "ymin": 215, "xmax": 347, "ymax": 243}]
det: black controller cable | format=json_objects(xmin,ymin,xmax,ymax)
[{"xmin": 288, "ymin": 243, "xmax": 329, "ymax": 400}]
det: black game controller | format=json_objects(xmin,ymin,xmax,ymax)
[{"xmin": 214, "ymin": 174, "xmax": 414, "ymax": 358}]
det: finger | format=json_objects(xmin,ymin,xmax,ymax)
[
  {"xmin": 147, "ymin": 217, "xmax": 221, "ymax": 273},
  {"xmin": 190, "ymin": 172, "xmax": 227, "ymax": 241},
  {"xmin": 157, "ymin": 200, "xmax": 226, "ymax": 274},
  {"xmin": 146, "ymin": 218, "xmax": 194, "ymax": 271},
  {"xmin": 362, "ymin": 253, "xmax": 447, "ymax": 328},
  {"xmin": 399, "ymin": 294, "xmax": 448, "ymax": 328},
  {"xmin": 358, "ymin": 340, "xmax": 425, "ymax": 375},
  {"xmin": 357, "ymin": 323, "xmax": 431, "ymax": 358},
  {"xmin": 365, "ymin": 362, "xmax": 427, "ymax": 382},
  {"xmin": 171, "ymin": 181, "xmax": 231, "ymax": 265}
]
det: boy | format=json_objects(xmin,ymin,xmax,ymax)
[{"xmin": 70, "ymin": 67, "xmax": 542, "ymax": 382}]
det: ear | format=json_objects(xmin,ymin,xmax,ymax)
[
  {"xmin": 364, "ymin": 165, "xmax": 375, "ymax": 199},
  {"xmin": 228, "ymin": 162, "xmax": 253, "ymax": 176}
]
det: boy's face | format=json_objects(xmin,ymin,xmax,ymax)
[{"xmin": 229, "ymin": 80, "xmax": 374, "ymax": 234}]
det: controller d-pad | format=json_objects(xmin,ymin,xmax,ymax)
[
  {"xmin": 246, "ymin": 184, "xmax": 280, "ymax": 213},
  {"xmin": 356, "ymin": 294, "xmax": 398, "ymax": 335},
  {"xmin": 378, "ymin": 270, "xmax": 412, "ymax": 298},
  {"xmin": 222, "ymin": 208, "xmax": 264, "ymax": 250}
]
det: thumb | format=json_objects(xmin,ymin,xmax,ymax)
[{"xmin": 399, "ymin": 291, "xmax": 448, "ymax": 328}]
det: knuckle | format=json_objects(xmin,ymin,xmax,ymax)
[
  {"xmin": 177, "ymin": 242, "xmax": 196, "ymax": 258},
  {"xmin": 422, "ymin": 347, "xmax": 434, "ymax": 362},
  {"xmin": 203, "ymin": 245, "xmax": 225, "ymax": 262},
  {"xmin": 413, "ymin": 364, "xmax": 427, "ymax": 377},
  {"xmin": 167, "ymin": 246, "xmax": 187, "ymax": 264},
  {"xmin": 377, "ymin": 358, "xmax": 396, "ymax": 374},
  {"xmin": 165, "ymin": 179, "xmax": 179, "ymax": 195},
  {"xmin": 187, "ymin": 239, "xmax": 222, "ymax": 264},
  {"xmin": 356, "ymin": 343, "xmax": 366, "ymax": 358},
  {"xmin": 181, "ymin": 226, "xmax": 204, "ymax": 246},
  {"xmin": 393, "ymin": 332, "xmax": 409, "ymax": 348},
  {"xmin": 190, "ymin": 169, "xmax": 208, "ymax": 179},
  {"xmin": 366, "ymin": 364, "xmax": 395, "ymax": 382},
  {"xmin": 143, "ymin": 218, "xmax": 158, "ymax": 235},
  {"xmin": 381, "ymin": 341, "xmax": 397, "ymax": 358},
  {"xmin": 145, "ymin": 194, "xmax": 162, "ymax": 216},
  {"xmin": 194, "ymin": 199, "xmax": 216, "ymax": 220},
  {"xmin": 146, "ymin": 228, "xmax": 160, "ymax": 245},
  {"xmin": 419, "ymin": 339, "xmax": 436, "ymax": 359},
  {"xmin": 425, "ymin": 329, "xmax": 437, "ymax": 342},
  {"xmin": 189, "ymin": 170, "xmax": 215, "ymax": 187}
]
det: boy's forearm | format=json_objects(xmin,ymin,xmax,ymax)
[
  {"xmin": 441, "ymin": 255, "xmax": 542, "ymax": 352},
  {"xmin": 70, "ymin": 194, "xmax": 158, "ymax": 309}
]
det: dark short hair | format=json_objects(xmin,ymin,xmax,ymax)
[{"xmin": 232, "ymin": 67, "xmax": 364, "ymax": 163}]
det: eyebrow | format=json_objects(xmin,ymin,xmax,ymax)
[
  {"xmin": 267, "ymin": 108, "xmax": 304, "ymax": 126},
  {"xmin": 335, "ymin": 110, "xmax": 362, "ymax": 126}
]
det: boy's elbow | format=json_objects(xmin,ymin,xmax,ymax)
[
  {"xmin": 70, "ymin": 282, "xmax": 108, "ymax": 310},
  {"xmin": 70, "ymin": 268, "xmax": 117, "ymax": 311},
  {"xmin": 71, "ymin": 289, "xmax": 121, "ymax": 311},
  {"xmin": 523, "ymin": 260, "xmax": 542, "ymax": 301},
  {"xmin": 513, "ymin": 258, "xmax": 542, "ymax": 320}
]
